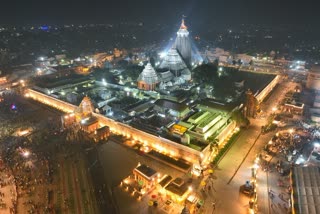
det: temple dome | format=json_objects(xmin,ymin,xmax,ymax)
[
  {"xmin": 137, "ymin": 63, "xmax": 159, "ymax": 85},
  {"xmin": 159, "ymin": 48, "xmax": 188, "ymax": 71}
]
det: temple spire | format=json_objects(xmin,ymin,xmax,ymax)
[{"xmin": 180, "ymin": 19, "xmax": 187, "ymax": 30}]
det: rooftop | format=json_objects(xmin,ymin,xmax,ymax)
[
  {"xmin": 81, "ymin": 116, "xmax": 98, "ymax": 126},
  {"xmin": 292, "ymin": 166, "xmax": 320, "ymax": 214},
  {"xmin": 159, "ymin": 175, "xmax": 173, "ymax": 187},
  {"xmin": 159, "ymin": 48, "xmax": 189, "ymax": 71},
  {"xmin": 154, "ymin": 99, "xmax": 188, "ymax": 112},
  {"xmin": 165, "ymin": 180, "xmax": 189, "ymax": 197},
  {"xmin": 137, "ymin": 62, "xmax": 159, "ymax": 85},
  {"xmin": 134, "ymin": 164, "xmax": 158, "ymax": 179}
]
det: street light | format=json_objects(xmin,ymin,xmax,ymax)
[{"xmin": 22, "ymin": 150, "xmax": 30, "ymax": 158}]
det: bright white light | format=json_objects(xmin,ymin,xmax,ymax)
[
  {"xmin": 23, "ymin": 150, "xmax": 30, "ymax": 158},
  {"xmin": 295, "ymin": 155, "xmax": 305, "ymax": 164},
  {"xmin": 219, "ymin": 67, "xmax": 223, "ymax": 72},
  {"xmin": 159, "ymin": 52, "xmax": 167, "ymax": 58},
  {"xmin": 81, "ymin": 117, "xmax": 89, "ymax": 124},
  {"xmin": 252, "ymin": 163, "xmax": 259, "ymax": 169},
  {"xmin": 314, "ymin": 142, "xmax": 320, "ymax": 148},
  {"xmin": 158, "ymin": 113, "xmax": 165, "ymax": 118}
]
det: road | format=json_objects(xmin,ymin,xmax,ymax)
[{"xmin": 202, "ymin": 78, "xmax": 297, "ymax": 214}]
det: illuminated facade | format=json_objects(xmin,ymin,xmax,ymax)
[
  {"xmin": 26, "ymin": 89, "xmax": 207, "ymax": 165},
  {"xmin": 244, "ymin": 89, "xmax": 259, "ymax": 118},
  {"xmin": 133, "ymin": 164, "xmax": 159, "ymax": 193},
  {"xmin": 174, "ymin": 19, "xmax": 192, "ymax": 66},
  {"xmin": 137, "ymin": 63, "xmax": 159, "ymax": 91},
  {"xmin": 163, "ymin": 177, "xmax": 192, "ymax": 203},
  {"xmin": 159, "ymin": 48, "xmax": 191, "ymax": 82},
  {"xmin": 76, "ymin": 96, "xmax": 94, "ymax": 118}
]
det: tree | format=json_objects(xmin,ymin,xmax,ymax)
[
  {"xmin": 192, "ymin": 64, "xmax": 218, "ymax": 83},
  {"xmin": 231, "ymin": 109, "xmax": 250, "ymax": 128}
]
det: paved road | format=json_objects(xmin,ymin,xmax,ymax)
[{"xmin": 201, "ymin": 78, "xmax": 296, "ymax": 214}]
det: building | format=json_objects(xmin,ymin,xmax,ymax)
[
  {"xmin": 306, "ymin": 65, "xmax": 320, "ymax": 90},
  {"xmin": 154, "ymin": 99, "xmax": 190, "ymax": 118},
  {"xmin": 61, "ymin": 113, "xmax": 76, "ymax": 128},
  {"xmin": 291, "ymin": 166, "xmax": 320, "ymax": 214},
  {"xmin": 133, "ymin": 164, "xmax": 159, "ymax": 194},
  {"xmin": 75, "ymin": 96, "xmax": 95, "ymax": 119},
  {"xmin": 137, "ymin": 63, "xmax": 159, "ymax": 91},
  {"xmin": 80, "ymin": 116, "xmax": 99, "ymax": 133},
  {"xmin": 93, "ymin": 126, "xmax": 110, "ymax": 142},
  {"xmin": 174, "ymin": 19, "xmax": 192, "ymax": 66},
  {"xmin": 75, "ymin": 96, "xmax": 99, "ymax": 133},
  {"xmin": 309, "ymin": 94, "xmax": 320, "ymax": 123},
  {"xmin": 283, "ymin": 101, "xmax": 304, "ymax": 115},
  {"xmin": 164, "ymin": 177, "xmax": 191, "ymax": 203},
  {"xmin": 158, "ymin": 48, "xmax": 191, "ymax": 86},
  {"xmin": 244, "ymin": 89, "xmax": 259, "ymax": 117}
]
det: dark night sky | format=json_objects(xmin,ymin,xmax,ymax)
[{"xmin": 0, "ymin": 0, "xmax": 319, "ymax": 26}]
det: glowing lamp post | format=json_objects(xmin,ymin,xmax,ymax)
[{"xmin": 22, "ymin": 150, "xmax": 30, "ymax": 158}]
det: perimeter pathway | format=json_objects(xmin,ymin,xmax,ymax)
[{"xmin": 202, "ymin": 78, "xmax": 296, "ymax": 214}]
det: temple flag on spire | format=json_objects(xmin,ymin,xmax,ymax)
[{"xmin": 180, "ymin": 18, "xmax": 187, "ymax": 30}]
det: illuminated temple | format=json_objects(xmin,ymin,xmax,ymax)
[
  {"xmin": 174, "ymin": 19, "xmax": 192, "ymax": 66},
  {"xmin": 137, "ymin": 62, "xmax": 159, "ymax": 91},
  {"xmin": 157, "ymin": 19, "xmax": 192, "ymax": 88}
]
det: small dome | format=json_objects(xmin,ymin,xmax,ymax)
[{"xmin": 137, "ymin": 63, "xmax": 159, "ymax": 85}]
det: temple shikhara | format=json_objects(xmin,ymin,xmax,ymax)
[
  {"xmin": 174, "ymin": 19, "xmax": 192, "ymax": 66},
  {"xmin": 137, "ymin": 62, "xmax": 159, "ymax": 91},
  {"xmin": 137, "ymin": 19, "xmax": 193, "ymax": 90}
]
